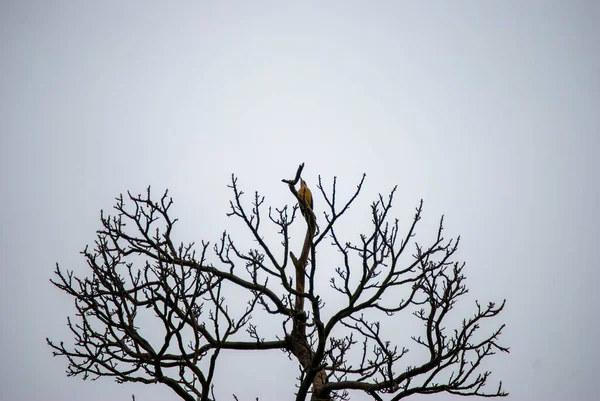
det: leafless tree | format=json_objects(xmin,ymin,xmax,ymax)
[{"xmin": 48, "ymin": 163, "xmax": 509, "ymax": 401}]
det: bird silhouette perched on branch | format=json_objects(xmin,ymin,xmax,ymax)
[{"xmin": 297, "ymin": 179, "xmax": 313, "ymax": 217}]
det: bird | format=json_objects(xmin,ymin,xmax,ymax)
[{"xmin": 297, "ymin": 179, "xmax": 313, "ymax": 216}]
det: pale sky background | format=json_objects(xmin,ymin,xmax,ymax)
[{"xmin": 1, "ymin": 1, "xmax": 599, "ymax": 401}]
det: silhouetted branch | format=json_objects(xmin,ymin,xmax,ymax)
[{"xmin": 49, "ymin": 165, "xmax": 508, "ymax": 401}]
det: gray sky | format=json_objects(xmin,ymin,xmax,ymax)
[{"xmin": 1, "ymin": 1, "xmax": 599, "ymax": 400}]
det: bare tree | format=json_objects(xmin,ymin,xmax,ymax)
[{"xmin": 47, "ymin": 163, "xmax": 509, "ymax": 401}]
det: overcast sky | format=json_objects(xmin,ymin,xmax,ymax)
[{"xmin": 1, "ymin": 1, "xmax": 599, "ymax": 401}]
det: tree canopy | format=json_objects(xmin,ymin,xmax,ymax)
[{"xmin": 48, "ymin": 164, "xmax": 508, "ymax": 401}]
